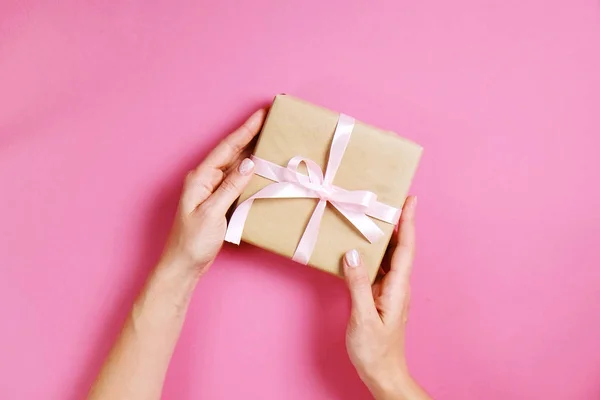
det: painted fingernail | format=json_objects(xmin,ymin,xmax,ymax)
[
  {"xmin": 345, "ymin": 249, "xmax": 360, "ymax": 268},
  {"xmin": 412, "ymin": 196, "xmax": 418, "ymax": 208},
  {"xmin": 239, "ymin": 158, "xmax": 254, "ymax": 175}
]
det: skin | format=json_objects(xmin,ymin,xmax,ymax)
[
  {"xmin": 88, "ymin": 109, "xmax": 430, "ymax": 400},
  {"xmin": 343, "ymin": 196, "xmax": 430, "ymax": 399}
]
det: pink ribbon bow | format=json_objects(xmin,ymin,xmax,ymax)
[{"xmin": 224, "ymin": 114, "xmax": 401, "ymax": 264}]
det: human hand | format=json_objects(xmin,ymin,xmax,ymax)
[
  {"xmin": 343, "ymin": 196, "xmax": 430, "ymax": 400},
  {"xmin": 159, "ymin": 109, "xmax": 266, "ymax": 277}
]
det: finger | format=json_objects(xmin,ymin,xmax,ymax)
[
  {"xmin": 343, "ymin": 249, "xmax": 378, "ymax": 320},
  {"xmin": 203, "ymin": 158, "xmax": 255, "ymax": 215},
  {"xmin": 402, "ymin": 286, "xmax": 411, "ymax": 324},
  {"xmin": 179, "ymin": 109, "xmax": 266, "ymax": 214},
  {"xmin": 379, "ymin": 196, "xmax": 417, "ymax": 310},
  {"xmin": 180, "ymin": 167, "xmax": 224, "ymax": 214},
  {"xmin": 390, "ymin": 196, "xmax": 417, "ymax": 276},
  {"xmin": 203, "ymin": 109, "xmax": 267, "ymax": 170}
]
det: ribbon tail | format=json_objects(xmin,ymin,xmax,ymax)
[
  {"xmin": 366, "ymin": 201, "xmax": 401, "ymax": 224},
  {"xmin": 224, "ymin": 197, "xmax": 253, "ymax": 245},
  {"xmin": 292, "ymin": 199, "xmax": 327, "ymax": 264},
  {"xmin": 225, "ymin": 182, "xmax": 320, "ymax": 245},
  {"xmin": 251, "ymin": 155, "xmax": 288, "ymax": 182},
  {"xmin": 331, "ymin": 202, "xmax": 385, "ymax": 243}
]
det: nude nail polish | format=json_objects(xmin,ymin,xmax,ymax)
[
  {"xmin": 345, "ymin": 249, "xmax": 360, "ymax": 268},
  {"xmin": 239, "ymin": 158, "xmax": 254, "ymax": 175}
]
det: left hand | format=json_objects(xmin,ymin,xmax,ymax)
[{"xmin": 160, "ymin": 108, "xmax": 266, "ymax": 276}]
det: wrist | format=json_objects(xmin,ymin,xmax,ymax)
[
  {"xmin": 127, "ymin": 258, "xmax": 200, "ymax": 350},
  {"xmin": 366, "ymin": 368, "xmax": 415, "ymax": 400},
  {"xmin": 156, "ymin": 256, "xmax": 202, "ymax": 289},
  {"xmin": 158, "ymin": 249, "xmax": 208, "ymax": 277},
  {"xmin": 139, "ymin": 258, "xmax": 202, "ymax": 315}
]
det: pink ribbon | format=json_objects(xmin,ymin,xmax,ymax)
[{"xmin": 224, "ymin": 114, "xmax": 401, "ymax": 264}]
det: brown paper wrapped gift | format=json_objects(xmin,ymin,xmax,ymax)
[{"xmin": 231, "ymin": 95, "xmax": 422, "ymax": 281}]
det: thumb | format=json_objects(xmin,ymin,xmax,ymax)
[
  {"xmin": 206, "ymin": 158, "xmax": 255, "ymax": 215},
  {"xmin": 343, "ymin": 249, "xmax": 377, "ymax": 319}
]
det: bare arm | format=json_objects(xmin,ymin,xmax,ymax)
[
  {"xmin": 87, "ymin": 262, "xmax": 198, "ymax": 400},
  {"xmin": 88, "ymin": 109, "xmax": 266, "ymax": 400},
  {"xmin": 87, "ymin": 106, "xmax": 430, "ymax": 400}
]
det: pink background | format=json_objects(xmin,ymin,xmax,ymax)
[{"xmin": 1, "ymin": 1, "xmax": 599, "ymax": 399}]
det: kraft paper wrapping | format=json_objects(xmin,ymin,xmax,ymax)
[{"xmin": 236, "ymin": 95, "xmax": 422, "ymax": 281}]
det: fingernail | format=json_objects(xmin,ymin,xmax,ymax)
[
  {"xmin": 412, "ymin": 196, "xmax": 418, "ymax": 208},
  {"xmin": 239, "ymin": 158, "xmax": 254, "ymax": 175},
  {"xmin": 345, "ymin": 249, "xmax": 360, "ymax": 268}
]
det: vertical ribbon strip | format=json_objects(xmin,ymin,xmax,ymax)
[{"xmin": 224, "ymin": 114, "xmax": 401, "ymax": 264}]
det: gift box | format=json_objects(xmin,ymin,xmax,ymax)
[{"xmin": 225, "ymin": 95, "xmax": 422, "ymax": 281}]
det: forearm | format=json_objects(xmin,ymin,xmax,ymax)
[{"xmin": 88, "ymin": 260, "xmax": 199, "ymax": 400}]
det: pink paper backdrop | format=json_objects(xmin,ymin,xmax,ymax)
[{"xmin": 1, "ymin": 1, "xmax": 599, "ymax": 399}]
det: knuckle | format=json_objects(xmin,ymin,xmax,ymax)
[
  {"xmin": 397, "ymin": 242, "xmax": 414, "ymax": 255},
  {"xmin": 197, "ymin": 180, "xmax": 214, "ymax": 197},
  {"xmin": 349, "ymin": 311, "xmax": 377, "ymax": 330},
  {"xmin": 197, "ymin": 203, "xmax": 218, "ymax": 219},
  {"xmin": 399, "ymin": 285, "xmax": 410, "ymax": 300},
  {"xmin": 185, "ymin": 170, "xmax": 197, "ymax": 184},
  {"xmin": 219, "ymin": 177, "xmax": 240, "ymax": 194},
  {"xmin": 348, "ymin": 314, "xmax": 362, "ymax": 331},
  {"xmin": 224, "ymin": 136, "xmax": 244, "ymax": 155},
  {"xmin": 349, "ymin": 272, "xmax": 371, "ymax": 289},
  {"xmin": 400, "ymin": 209, "xmax": 415, "ymax": 222},
  {"xmin": 183, "ymin": 172, "xmax": 212, "ymax": 199},
  {"xmin": 400, "ymin": 215, "xmax": 413, "ymax": 224},
  {"xmin": 238, "ymin": 122, "xmax": 254, "ymax": 141}
]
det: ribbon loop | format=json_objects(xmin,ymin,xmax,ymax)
[
  {"xmin": 225, "ymin": 113, "xmax": 401, "ymax": 265},
  {"xmin": 287, "ymin": 156, "xmax": 324, "ymax": 186}
]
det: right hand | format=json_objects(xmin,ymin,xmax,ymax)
[{"xmin": 343, "ymin": 196, "xmax": 430, "ymax": 400}]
